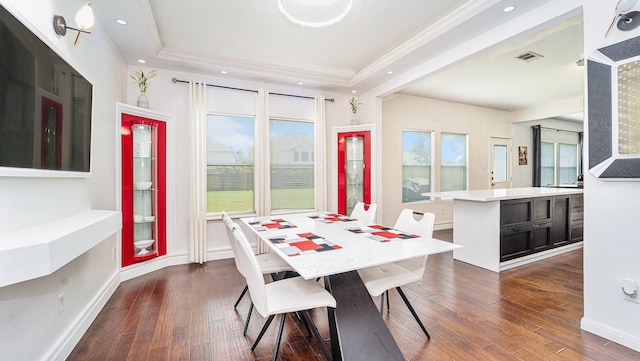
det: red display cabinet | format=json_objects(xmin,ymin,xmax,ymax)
[
  {"xmin": 337, "ymin": 129, "xmax": 371, "ymax": 215},
  {"xmin": 121, "ymin": 113, "xmax": 166, "ymax": 266}
]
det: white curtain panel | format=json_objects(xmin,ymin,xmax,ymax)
[
  {"xmin": 314, "ymin": 95, "xmax": 327, "ymax": 212},
  {"xmin": 256, "ymin": 89, "xmax": 270, "ymax": 254},
  {"xmin": 189, "ymin": 80, "xmax": 208, "ymax": 264}
]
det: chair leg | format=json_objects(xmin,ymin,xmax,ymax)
[
  {"xmin": 234, "ymin": 285, "xmax": 248, "ymax": 308},
  {"xmin": 300, "ymin": 311, "xmax": 332, "ymax": 361},
  {"xmin": 299, "ymin": 312, "xmax": 313, "ymax": 338},
  {"xmin": 396, "ymin": 287, "xmax": 430, "ymax": 339},
  {"xmin": 386, "ymin": 290, "xmax": 390, "ymax": 312},
  {"xmin": 272, "ymin": 314, "xmax": 287, "ymax": 361},
  {"xmin": 379, "ymin": 290, "xmax": 391, "ymax": 314},
  {"xmin": 251, "ymin": 314, "xmax": 275, "ymax": 351},
  {"xmin": 243, "ymin": 302, "xmax": 254, "ymax": 335}
]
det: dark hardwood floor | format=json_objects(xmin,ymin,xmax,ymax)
[{"xmin": 68, "ymin": 230, "xmax": 640, "ymax": 360}]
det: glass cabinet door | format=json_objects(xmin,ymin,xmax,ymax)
[
  {"xmin": 132, "ymin": 124, "xmax": 157, "ymax": 258},
  {"xmin": 345, "ymin": 136, "xmax": 364, "ymax": 216}
]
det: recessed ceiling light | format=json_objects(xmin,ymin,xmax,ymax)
[
  {"xmin": 503, "ymin": 6, "xmax": 516, "ymax": 13},
  {"xmin": 387, "ymin": 70, "xmax": 394, "ymax": 75},
  {"xmin": 116, "ymin": 19, "xmax": 128, "ymax": 25},
  {"xmin": 298, "ymin": 82, "xmax": 304, "ymax": 86},
  {"xmin": 220, "ymin": 70, "xmax": 228, "ymax": 74},
  {"xmin": 137, "ymin": 59, "xmax": 146, "ymax": 64},
  {"xmin": 351, "ymin": 90, "xmax": 357, "ymax": 93}
]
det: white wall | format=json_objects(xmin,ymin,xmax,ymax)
[
  {"xmin": 0, "ymin": 0, "xmax": 126, "ymax": 360},
  {"xmin": 124, "ymin": 66, "xmax": 357, "ymax": 259},
  {"xmin": 581, "ymin": 2, "xmax": 640, "ymax": 352},
  {"xmin": 381, "ymin": 94, "xmax": 512, "ymax": 227},
  {"xmin": 511, "ymin": 118, "xmax": 584, "ymax": 187}
]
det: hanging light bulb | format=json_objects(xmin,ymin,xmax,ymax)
[
  {"xmin": 73, "ymin": 3, "xmax": 94, "ymax": 45},
  {"xmin": 75, "ymin": 3, "xmax": 95, "ymax": 30}
]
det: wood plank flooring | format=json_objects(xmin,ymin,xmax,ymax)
[{"xmin": 68, "ymin": 230, "xmax": 640, "ymax": 360}]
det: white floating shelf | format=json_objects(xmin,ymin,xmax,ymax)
[{"xmin": 0, "ymin": 210, "xmax": 121, "ymax": 288}]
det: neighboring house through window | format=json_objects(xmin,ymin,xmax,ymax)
[
  {"xmin": 270, "ymin": 119, "xmax": 314, "ymax": 211},
  {"xmin": 206, "ymin": 114, "xmax": 255, "ymax": 214},
  {"xmin": 441, "ymin": 132, "xmax": 468, "ymax": 192},
  {"xmin": 402, "ymin": 130, "xmax": 432, "ymax": 203}
]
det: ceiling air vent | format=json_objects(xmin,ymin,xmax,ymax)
[{"xmin": 515, "ymin": 51, "xmax": 544, "ymax": 62}]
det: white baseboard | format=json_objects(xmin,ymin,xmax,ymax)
[
  {"xmin": 120, "ymin": 248, "xmax": 234, "ymax": 282},
  {"xmin": 45, "ymin": 270, "xmax": 120, "ymax": 361},
  {"xmin": 499, "ymin": 242, "xmax": 583, "ymax": 272},
  {"xmin": 168, "ymin": 251, "xmax": 189, "ymax": 266},
  {"xmin": 121, "ymin": 255, "xmax": 171, "ymax": 282},
  {"xmin": 434, "ymin": 221, "xmax": 453, "ymax": 231},
  {"xmin": 208, "ymin": 248, "xmax": 233, "ymax": 261},
  {"xmin": 581, "ymin": 317, "xmax": 640, "ymax": 352}
]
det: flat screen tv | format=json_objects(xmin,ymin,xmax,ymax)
[{"xmin": 0, "ymin": 4, "xmax": 92, "ymax": 174}]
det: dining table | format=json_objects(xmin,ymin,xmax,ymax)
[{"xmin": 240, "ymin": 211, "xmax": 460, "ymax": 361}]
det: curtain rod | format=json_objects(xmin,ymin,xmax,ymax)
[
  {"xmin": 171, "ymin": 78, "xmax": 334, "ymax": 102},
  {"xmin": 537, "ymin": 126, "xmax": 582, "ymax": 134}
]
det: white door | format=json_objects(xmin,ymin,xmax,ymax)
[{"xmin": 490, "ymin": 138, "xmax": 512, "ymax": 189}]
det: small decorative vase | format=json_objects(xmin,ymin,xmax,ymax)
[
  {"xmin": 137, "ymin": 92, "xmax": 149, "ymax": 108},
  {"xmin": 351, "ymin": 113, "xmax": 359, "ymax": 125}
]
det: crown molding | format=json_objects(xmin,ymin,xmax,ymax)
[
  {"xmin": 351, "ymin": 0, "xmax": 501, "ymax": 85},
  {"xmin": 157, "ymin": 48, "xmax": 352, "ymax": 87},
  {"xmin": 138, "ymin": 0, "xmax": 162, "ymax": 54}
]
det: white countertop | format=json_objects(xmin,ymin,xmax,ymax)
[{"xmin": 424, "ymin": 186, "xmax": 583, "ymax": 202}]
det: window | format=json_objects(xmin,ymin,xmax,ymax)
[
  {"xmin": 493, "ymin": 145, "xmax": 508, "ymax": 182},
  {"xmin": 558, "ymin": 143, "xmax": 578, "ymax": 185},
  {"xmin": 204, "ymin": 92, "xmax": 319, "ymax": 217},
  {"xmin": 402, "ymin": 130, "xmax": 432, "ymax": 203},
  {"xmin": 441, "ymin": 133, "xmax": 467, "ymax": 192},
  {"xmin": 540, "ymin": 142, "xmax": 555, "ymax": 186},
  {"xmin": 270, "ymin": 119, "xmax": 314, "ymax": 211},
  {"xmin": 541, "ymin": 142, "xmax": 578, "ymax": 186},
  {"xmin": 206, "ymin": 114, "xmax": 255, "ymax": 214}
]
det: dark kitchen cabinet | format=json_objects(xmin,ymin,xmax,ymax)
[
  {"xmin": 570, "ymin": 194, "xmax": 584, "ymax": 242},
  {"xmin": 551, "ymin": 196, "xmax": 571, "ymax": 247},
  {"xmin": 500, "ymin": 194, "xmax": 583, "ymax": 262}
]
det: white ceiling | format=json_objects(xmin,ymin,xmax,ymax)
[{"xmin": 91, "ymin": 0, "xmax": 583, "ymax": 115}]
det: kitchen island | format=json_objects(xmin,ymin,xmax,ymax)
[{"xmin": 426, "ymin": 187, "xmax": 583, "ymax": 272}]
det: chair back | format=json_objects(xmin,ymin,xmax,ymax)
[
  {"xmin": 221, "ymin": 212, "xmax": 235, "ymax": 239},
  {"xmin": 393, "ymin": 208, "xmax": 436, "ymax": 280},
  {"xmin": 394, "ymin": 209, "xmax": 435, "ymax": 238},
  {"xmin": 222, "ymin": 212, "xmax": 245, "ymax": 277},
  {"xmin": 351, "ymin": 202, "xmax": 378, "ymax": 224},
  {"xmin": 232, "ymin": 227, "xmax": 270, "ymax": 317}
]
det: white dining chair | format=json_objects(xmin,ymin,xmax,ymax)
[
  {"xmin": 350, "ymin": 202, "xmax": 377, "ymax": 225},
  {"xmin": 357, "ymin": 208, "xmax": 435, "ymax": 339},
  {"xmin": 232, "ymin": 227, "xmax": 336, "ymax": 361},
  {"xmin": 221, "ymin": 212, "xmax": 291, "ymax": 334}
]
